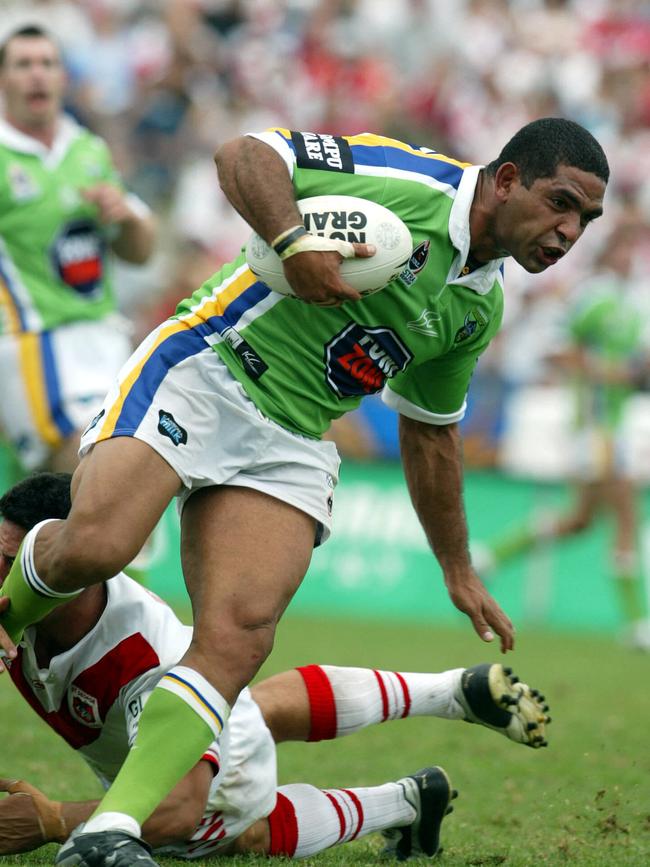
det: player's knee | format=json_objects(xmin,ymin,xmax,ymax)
[{"xmin": 188, "ymin": 621, "xmax": 277, "ymax": 699}]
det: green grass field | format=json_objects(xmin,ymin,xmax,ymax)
[{"xmin": 1, "ymin": 615, "xmax": 649, "ymax": 866}]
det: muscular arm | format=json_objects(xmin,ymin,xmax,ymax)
[
  {"xmin": 214, "ymin": 136, "xmax": 369, "ymax": 304},
  {"xmin": 399, "ymin": 415, "xmax": 514, "ymax": 652},
  {"xmin": 214, "ymin": 136, "xmax": 303, "ymax": 245},
  {"xmin": 0, "ymin": 763, "xmax": 212, "ymax": 855}
]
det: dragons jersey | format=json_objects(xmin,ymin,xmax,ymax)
[
  {"xmin": 0, "ymin": 114, "xmax": 128, "ymax": 335},
  {"xmin": 9, "ymin": 573, "xmax": 278, "ymax": 859},
  {"xmin": 568, "ymin": 272, "xmax": 644, "ymax": 430},
  {"xmin": 173, "ymin": 128, "xmax": 505, "ymax": 438},
  {"xmin": 8, "ymin": 574, "xmax": 195, "ymax": 787}
]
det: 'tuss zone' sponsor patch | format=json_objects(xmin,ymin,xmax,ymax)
[
  {"xmin": 325, "ymin": 323, "xmax": 412, "ymax": 398},
  {"xmin": 291, "ymin": 131, "xmax": 354, "ymax": 173}
]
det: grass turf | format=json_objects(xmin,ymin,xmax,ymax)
[{"xmin": 1, "ymin": 615, "xmax": 649, "ymax": 866}]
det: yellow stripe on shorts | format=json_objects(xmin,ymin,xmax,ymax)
[{"xmin": 18, "ymin": 333, "xmax": 61, "ymax": 447}]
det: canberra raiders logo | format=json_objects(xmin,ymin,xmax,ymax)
[{"xmin": 454, "ymin": 309, "xmax": 488, "ymax": 344}]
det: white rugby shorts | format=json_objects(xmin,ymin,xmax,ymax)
[
  {"xmin": 79, "ymin": 319, "xmax": 340, "ymax": 543},
  {"xmin": 0, "ymin": 317, "xmax": 132, "ymax": 470}
]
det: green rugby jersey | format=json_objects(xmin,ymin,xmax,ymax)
[
  {"xmin": 568, "ymin": 273, "xmax": 643, "ymax": 430},
  {"xmin": 174, "ymin": 129, "xmax": 505, "ymax": 437},
  {"xmin": 0, "ymin": 115, "xmax": 124, "ymax": 335}
]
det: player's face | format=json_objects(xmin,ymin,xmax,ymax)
[
  {"xmin": 0, "ymin": 519, "xmax": 25, "ymax": 585},
  {"xmin": 495, "ymin": 164, "xmax": 605, "ymax": 273},
  {"xmin": 0, "ymin": 36, "xmax": 65, "ymax": 131}
]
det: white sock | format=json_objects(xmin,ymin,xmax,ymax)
[
  {"xmin": 298, "ymin": 664, "xmax": 465, "ymax": 740},
  {"xmin": 269, "ymin": 781, "xmax": 415, "ymax": 857}
]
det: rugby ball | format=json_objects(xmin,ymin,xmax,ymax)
[{"xmin": 245, "ymin": 195, "xmax": 413, "ymax": 297}]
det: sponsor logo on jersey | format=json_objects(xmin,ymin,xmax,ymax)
[
  {"xmin": 83, "ymin": 408, "xmax": 105, "ymax": 436},
  {"xmin": 291, "ymin": 131, "xmax": 354, "ymax": 173},
  {"xmin": 7, "ymin": 162, "xmax": 40, "ymax": 201},
  {"xmin": 303, "ymin": 209, "xmax": 367, "ymax": 243},
  {"xmin": 407, "ymin": 307, "xmax": 441, "ymax": 337},
  {"xmin": 454, "ymin": 308, "xmax": 488, "ymax": 344},
  {"xmin": 69, "ymin": 684, "xmax": 102, "ymax": 728},
  {"xmin": 157, "ymin": 410, "xmax": 188, "ymax": 446},
  {"xmin": 325, "ymin": 323, "xmax": 413, "ymax": 398},
  {"xmin": 221, "ymin": 326, "xmax": 268, "ymax": 380},
  {"xmin": 399, "ymin": 240, "xmax": 430, "ymax": 286},
  {"xmin": 50, "ymin": 219, "xmax": 106, "ymax": 297}
]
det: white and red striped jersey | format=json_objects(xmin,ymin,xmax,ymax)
[{"xmin": 10, "ymin": 573, "xmax": 277, "ymax": 858}]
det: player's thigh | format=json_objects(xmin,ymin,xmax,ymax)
[
  {"xmin": 62, "ymin": 436, "xmax": 182, "ymax": 570},
  {"xmin": 180, "ymin": 486, "xmax": 315, "ymax": 665}
]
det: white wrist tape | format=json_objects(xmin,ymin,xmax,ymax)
[{"xmin": 279, "ymin": 233, "xmax": 356, "ymax": 262}]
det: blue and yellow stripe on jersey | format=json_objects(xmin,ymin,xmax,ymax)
[
  {"xmin": 18, "ymin": 331, "xmax": 76, "ymax": 447},
  {"xmin": 266, "ymin": 127, "xmax": 471, "ymax": 191},
  {"xmin": 95, "ymin": 264, "xmax": 273, "ymax": 441}
]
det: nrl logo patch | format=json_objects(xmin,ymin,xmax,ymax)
[
  {"xmin": 70, "ymin": 684, "xmax": 103, "ymax": 728},
  {"xmin": 399, "ymin": 240, "xmax": 430, "ymax": 287},
  {"xmin": 454, "ymin": 309, "xmax": 488, "ymax": 344}
]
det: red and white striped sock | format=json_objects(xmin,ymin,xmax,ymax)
[
  {"xmin": 297, "ymin": 664, "xmax": 465, "ymax": 740},
  {"xmin": 267, "ymin": 781, "xmax": 415, "ymax": 858}
]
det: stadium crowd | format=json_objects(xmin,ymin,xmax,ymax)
[{"xmin": 1, "ymin": 0, "xmax": 650, "ymax": 461}]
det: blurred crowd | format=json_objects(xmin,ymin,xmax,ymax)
[{"xmin": 2, "ymin": 0, "xmax": 650, "ymax": 467}]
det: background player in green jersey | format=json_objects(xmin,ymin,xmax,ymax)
[
  {"xmin": 0, "ymin": 25, "xmax": 156, "ymax": 475},
  {"xmin": 472, "ymin": 212, "xmax": 650, "ymax": 649},
  {"xmin": 0, "ymin": 117, "xmax": 607, "ymax": 867}
]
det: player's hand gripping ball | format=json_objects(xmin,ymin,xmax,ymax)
[{"xmin": 246, "ymin": 195, "xmax": 413, "ymax": 297}]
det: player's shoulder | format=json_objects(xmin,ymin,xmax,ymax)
[
  {"xmin": 260, "ymin": 127, "xmax": 471, "ymax": 172},
  {"xmin": 102, "ymin": 574, "xmax": 192, "ymax": 664},
  {"xmin": 105, "ymin": 574, "xmax": 184, "ymax": 631}
]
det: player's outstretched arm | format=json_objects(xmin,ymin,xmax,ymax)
[
  {"xmin": 0, "ymin": 763, "xmax": 212, "ymax": 855},
  {"xmin": 399, "ymin": 416, "xmax": 515, "ymax": 653}
]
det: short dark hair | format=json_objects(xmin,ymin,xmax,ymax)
[
  {"xmin": 0, "ymin": 24, "xmax": 59, "ymax": 68},
  {"xmin": 0, "ymin": 472, "xmax": 72, "ymax": 531},
  {"xmin": 485, "ymin": 117, "xmax": 609, "ymax": 187}
]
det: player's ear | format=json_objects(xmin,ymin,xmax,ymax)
[{"xmin": 494, "ymin": 162, "xmax": 520, "ymax": 201}]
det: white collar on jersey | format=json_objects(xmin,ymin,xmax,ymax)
[
  {"xmin": 447, "ymin": 163, "xmax": 505, "ymax": 296},
  {"xmin": 0, "ymin": 112, "xmax": 83, "ymax": 169}
]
